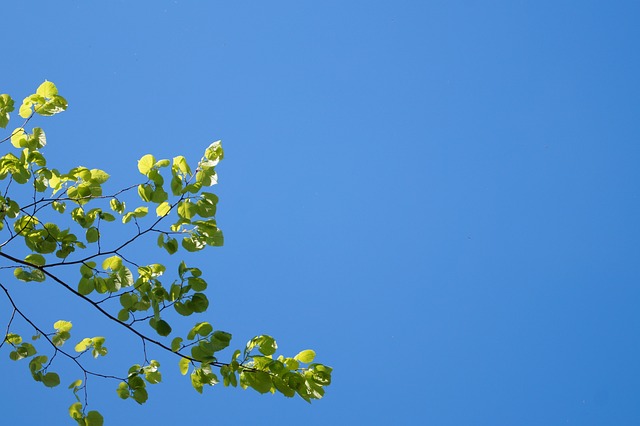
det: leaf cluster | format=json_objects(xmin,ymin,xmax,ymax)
[{"xmin": 0, "ymin": 82, "xmax": 331, "ymax": 424}]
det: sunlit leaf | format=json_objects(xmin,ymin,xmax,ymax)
[{"xmin": 137, "ymin": 154, "xmax": 155, "ymax": 175}]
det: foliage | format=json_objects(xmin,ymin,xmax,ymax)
[{"xmin": 0, "ymin": 82, "xmax": 331, "ymax": 424}]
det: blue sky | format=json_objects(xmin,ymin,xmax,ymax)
[{"xmin": 2, "ymin": 1, "xmax": 640, "ymax": 425}]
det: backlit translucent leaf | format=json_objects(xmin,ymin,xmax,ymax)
[
  {"xmin": 204, "ymin": 141, "xmax": 224, "ymax": 163},
  {"xmin": 68, "ymin": 379, "xmax": 82, "ymax": 389},
  {"xmin": 53, "ymin": 320, "xmax": 72, "ymax": 333},
  {"xmin": 294, "ymin": 349, "xmax": 316, "ymax": 364},
  {"xmin": 74, "ymin": 338, "xmax": 92, "ymax": 352},
  {"xmin": 36, "ymin": 81, "xmax": 58, "ymax": 98},
  {"xmin": 116, "ymin": 382, "xmax": 129, "ymax": 399},
  {"xmin": 25, "ymin": 254, "xmax": 45, "ymax": 266},
  {"xmin": 179, "ymin": 357, "xmax": 190, "ymax": 375},
  {"xmin": 5, "ymin": 333, "xmax": 22, "ymax": 345},
  {"xmin": 19, "ymin": 101, "xmax": 32, "ymax": 118},
  {"xmin": 155, "ymin": 159, "xmax": 170, "ymax": 168},
  {"xmin": 69, "ymin": 402, "xmax": 83, "ymax": 421},
  {"xmin": 177, "ymin": 201, "xmax": 197, "ymax": 220},
  {"xmin": 137, "ymin": 154, "xmax": 156, "ymax": 175},
  {"xmin": 172, "ymin": 155, "xmax": 191, "ymax": 175},
  {"xmin": 90, "ymin": 169, "xmax": 109, "ymax": 184},
  {"xmin": 0, "ymin": 94, "xmax": 14, "ymax": 128},
  {"xmin": 102, "ymin": 255, "xmax": 122, "ymax": 271},
  {"xmin": 138, "ymin": 184, "xmax": 152, "ymax": 201},
  {"xmin": 156, "ymin": 201, "xmax": 171, "ymax": 217},
  {"xmin": 133, "ymin": 206, "xmax": 148, "ymax": 217}
]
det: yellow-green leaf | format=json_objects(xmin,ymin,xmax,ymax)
[
  {"xmin": 294, "ymin": 349, "xmax": 316, "ymax": 364},
  {"xmin": 137, "ymin": 154, "xmax": 156, "ymax": 175},
  {"xmin": 25, "ymin": 254, "xmax": 45, "ymax": 266},
  {"xmin": 74, "ymin": 338, "xmax": 92, "ymax": 352},
  {"xmin": 102, "ymin": 255, "xmax": 122, "ymax": 271},
  {"xmin": 179, "ymin": 357, "xmax": 190, "ymax": 375},
  {"xmin": 156, "ymin": 201, "xmax": 171, "ymax": 217},
  {"xmin": 36, "ymin": 81, "xmax": 58, "ymax": 98},
  {"xmin": 53, "ymin": 320, "xmax": 72, "ymax": 333}
]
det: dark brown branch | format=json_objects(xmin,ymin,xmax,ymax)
[
  {"xmin": 0, "ymin": 282, "xmax": 124, "ymax": 381},
  {"xmin": 0, "ymin": 250, "xmax": 230, "ymax": 369}
]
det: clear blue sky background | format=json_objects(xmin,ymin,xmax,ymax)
[{"xmin": 1, "ymin": 1, "xmax": 639, "ymax": 425}]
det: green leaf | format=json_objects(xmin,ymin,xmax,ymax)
[
  {"xmin": 99, "ymin": 212, "xmax": 115, "ymax": 222},
  {"xmin": 190, "ymin": 367, "xmax": 218, "ymax": 394},
  {"xmin": 91, "ymin": 337, "xmax": 107, "ymax": 358},
  {"xmin": 137, "ymin": 154, "xmax": 156, "ymax": 175},
  {"xmin": 53, "ymin": 320, "xmax": 72, "ymax": 333},
  {"xmin": 74, "ymin": 338, "xmax": 92, "ymax": 353},
  {"xmin": 163, "ymin": 237, "xmax": 178, "ymax": 255},
  {"xmin": 110, "ymin": 199, "xmax": 125, "ymax": 214},
  {"xmin": 69, "ymin": 379, "xmax": 82, "ymax": 389},
  {"xmin": 80, "ymin": 262, "xmax": 95, "ymax": 278},
  {"xmin": 117, "ymin": 309, "xmax": 130, "ymax": 322},
  {"xmin": 85, "ymin": 411, "xmax": 104, "ymax": 426},
  {"xmin": 0, "ymin": 94, "xmax": 14, "ymax": 128},
  {"xmin": 242, "ymin": 371, "xmax": 273, "ymax": 394},
  {"xmin": 19, "ymin": 101, "xmax": 32, "ymax": 119},
  {"xmin": 294, "ymin": 349, "xmax": 316, "ymax": 364},
  {"xmin": 78, "ymin": 278, "xmax": 94, "ymax": 295},
  {"xmin": 69, "ymin": 402, "xmax": 83, "ymax": 421},
  {"xmin": 172, "ymin": 155, "xmax": 192, "ymax": 175},
  {"xmin": 171, "ymin": 337, "xmax": 183, "ymax": 352},
  {"xmin": 283, "ymin": 357, "xmax": 299, "ymax": 371},
  {"xmin": 86, "ymin": 227, "xmax": 99, "ymax": 243},
  {"xmin": 133, "ymin": 206, "xmax": 148, "ymax": 217},
  {"xmin": 188, "ymin": 277, "xmax": 207, "ymax": 291},
  {"xmin": 25, "ymin": 253, "xmax": 45, "ymax": 266},
  {"xmin": 170, "ymin": 175, "xmax": 182, "ymax": 195},
  {"xmin": 177, "ymin": 200, "xmax": 197, "ymax": 220},
  {"xmin": 150, "ymin": 187, "xmax": 168, "ymax": 203},
  {"xmin": 155, "ymin": 159, "xmax": 170, "ymax": 168},
  {"xmin": 137, "ymin": 184, "xmax": 153, "ymax": 202},
  {"xmin": 187, "ymin": 322, "xmax": 213, "ymax": 340},
  {"xmin": 5, "ymin": 333, "xmax": 22, "ymax": 345},
  {"xmin": 119, "ymin": 293, "xmax": 134, "ymax": 309},
  {"xmin": 210, "ymin": 331, "xmax": 232, "ymax": 352},
  {"xmin": 156, "ymin": 201, "xmax": 171, "ymax": 217},
  {"xmin": 90, "ymin": 169, "xmax": 110, "ymax": 184},
  {"xmin": 52, "ymin": 201, "xmax": 66, "ymax": 213},
  {"xmin": 273, "ymin": 376, "xmax": 296, "ymax": 397},
  {"xmin": 42, "ymin": 372, "xmax": 60, "ymax": 387},
  {"xmin": 179, "ymin": 357, "xmax": 190, "ymax": 375},
  {"xmin": 145, "ymin": 371, "xmax": 162, "ymax": 385},
  {"xmin": 257, "ymin": 335, "xmax": 277, "ymax": 356},
  {"xmin": 155, "ymin": 319, "xmax": 172, "ymax": 337},
  {"xmin": 174, "ymin": 301, "xmax": 193, "ymax": 316},
  {"xmin": 116, "ymin": 382, "xmax": 129, "ymax": 399},
  {"xmin": 36, "ymin": 81, "xmax": 58, "ymax": 98},
  {"xmin": 102, "ymin": 255, "xmax": 123, "ymax": 271},
  {"xmin": 191, "ymin": 293, "xmax": 209, "ymax": 313},
  {"xmin": 132, "ymin": 387, "xmax": 148, "ymax": 404},
  {"xmin": 204, "ymin": 140, "xmax": 224, "ymax": 163}
]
